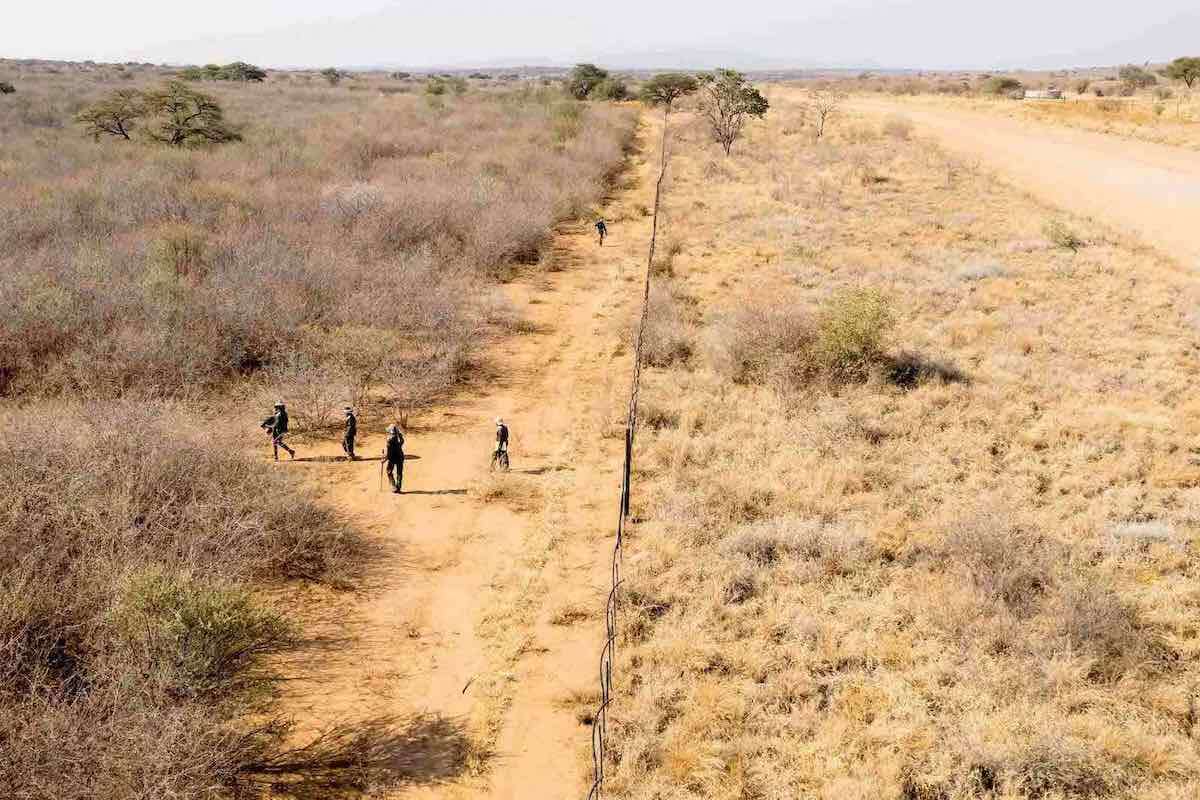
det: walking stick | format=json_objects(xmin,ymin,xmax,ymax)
[{"xmin": 379, "ymin": 450, "xmax": 385, "ymax": 493}]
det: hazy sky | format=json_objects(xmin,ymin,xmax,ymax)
[{"xmin": 4, "ymin": 1, "xmax": 1198, "ymax": 69}]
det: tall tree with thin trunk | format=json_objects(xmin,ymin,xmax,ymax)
[
  {"xmin": 696, "ymin": 69, "xmax": 769, "ymax": 156},
  {"xmin": 639, "ymin": 73, "xmax": 699, "ymax": 114}
]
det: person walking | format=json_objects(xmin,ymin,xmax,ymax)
[
  {"xmin": 261, "ymin": 401, "xmax": 295, "ymax": 461},
  {"xmin": 491, "ymin": 417, "xmax": 510, "ymax": 470},
  {"xmin": 383, "ymin": 424, "xmax": 405, "ymax": 494},
  {"xmin": 595, "ymin": 218, "xmax": 608, "ymax": 247},
  {"xmin": 342, "ymin": 407, "xmax": 358, "ymax": 460}
]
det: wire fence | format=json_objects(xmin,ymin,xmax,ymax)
[{"xmin": 587, "ymin": 109, "xmax": 672, "ymax": 800}]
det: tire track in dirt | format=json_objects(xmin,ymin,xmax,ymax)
[
  {"xmin": 273, "ymin": 110, "xmax": 660, "ymax": 799},
  {"xmin": 851, "ymin": 96, "xmax": 1200, "ymax": 269}
]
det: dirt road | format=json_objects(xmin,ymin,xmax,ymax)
[
  {"xmin": 851, "ymin": 97, "xmax": 1200, "ymax": 268},
  {"xmin": 273, "ymin": 115, "xmax": 657, "ymax": 798}
]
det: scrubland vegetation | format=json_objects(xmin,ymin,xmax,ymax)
[
  {"xmin": 0, "ymin": 66, "xmax": 634, "ymax": 409},
  {"xmin": 850, "ymin": 61, "xmax": 1200, "ymax": 150},
  {"xmin": 0, "ymin": 62, "xmax": 635, "ymax": 797},
  {"xmin": 607, "ymin": 87, "xmax": 1200, "ymax": 798}
]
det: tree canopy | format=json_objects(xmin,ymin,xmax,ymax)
[
  {"xmin": 180, "ymin": 62, "xmax": 266, "ymax": 82},
  {"xmin": 696, "ymin": 69, "xmax": 769, "ymax": 155},
  {"xmin": 1119, "ymin": 64, "xmax": 1157, "ymax": 89},
  {"xmin": 566, "ymin": 63, "xmax": 609, "ymax": 100},
  {"xmin": 142, "ymin": 82, "xmax": 241, "ymax": 146},
  {"xmin": 75, "ymin": 89, "xmax": 145, "ymax": 141},
  {"xmin": 1166, "ymin": 57, "xmax": 1200, "ymax": 88},
  {"xmin": 639, "ymin": 73, "xmax": 699, "ymax": 111}
]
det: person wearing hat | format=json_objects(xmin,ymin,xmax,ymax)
[
  {"xmin": 491, "ymin": 417, "xmax": 510, "ymax": 470},
  {"xmin": 595, "ymin": 218, "xmax": 608, "ymax": 247},
  {"xmin": 342, "ymin": 407, "xmax": 358, "ymax": 461},
  {"xmin": 383, "ymin": 424, "xmax": 405, "ymax": 494},
  {"xmin": 260, "ymin": 401, "xmax": 295, "ymax": 461}
]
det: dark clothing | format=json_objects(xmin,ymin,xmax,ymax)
[
  {"xmin": 384, "ymin": 432, "xmax": 405, "ymax": 492},
  {"xmin": 495, "ymin": 424, "xmax": 509, "ymax": 450},
  {"xmin": 343, "ymin": 414, "xmax": 357, "ymax": 459},
  {"xmin": 262, "ymin": 408, "xmax": 293, "ymax": 461},
  {"xmin": 595, "ymin": 220, "xmax": 607, "ymax": 245},
  {"xmin": 385, "ymin": 432, "xmax": 405, "ymax": 463},
  {"xmin": 387, "ymin": 458, "xmax": 404, "ymax": 493}
]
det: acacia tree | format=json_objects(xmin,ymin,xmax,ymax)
[
  {"xmin": 566, "ymin": 63, "xmax": 609, "ymax": 100},
  {"xmin": 1166, "ymin": 57, "xmax": 1200, "ymax": 89},
  {"xmin": 75, "ymin": 89, "xmax": 145, "ymax": 141},
  {"xmin": 142, "ymin": 82, "xmax": 240, "ymax": 146},
  {"xmin": 321, "ymin": 67, "xmax": 344, "ymax": 86},
  {"xmin": 696, "ymin": 69, "xmax": 769, "ymax": 155},
  {"xmin": 639, "ymin": 72, "xmax": 698, "ymax": 113},
  {"xmin": 1119, "ymin": 64, "xmax": 1157, "ymax": 90},
  {"xmin": 808, "ymin": 87, "xmax": 848, "ymax": 140}
]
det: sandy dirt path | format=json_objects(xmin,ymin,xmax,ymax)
[
  {"xmin": 273, "ymin": 113, "xmax": 658, "ymax": 798},
  {"xmin": 850, "ymin": 97, "xmax": 1200, "ymax": 268}
]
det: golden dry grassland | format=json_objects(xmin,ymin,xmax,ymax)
[
  {"xmin": 608, "ymin": 86, "xmax": 1200, "ymax": 799},
  {"xmin": 932, "ymin": 92, "xmax": 1200, "ymax": 151}
]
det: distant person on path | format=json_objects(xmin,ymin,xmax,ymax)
[
  {"xmin": 384, "ymin": 424, "xmax": 405, "ymax": 494},
  {"xmin": 595, "ymin": 218, "xmax": 608, "ymax": 246},
  {"xmin": 342, "ymin": 407, "xmax": 357, "ymax": 460},
  {"xmin": 492, "ymin": 417, "xmax": 510, "ymax": 470},
  {"xmin": 261, "ymin": 401, "xmax": 295, "ymax": 461}
]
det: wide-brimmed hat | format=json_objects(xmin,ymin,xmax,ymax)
[
  {"xmin": 274, "ymin": 401, "xmax": 285, "ymax": 408},
  {"xmin": 343, "ymin": 407, "xmax": 353, "ymax": 415},
  {"xmin": 495, "ymin": 417, "xmax": 504, "ymax": 425}
]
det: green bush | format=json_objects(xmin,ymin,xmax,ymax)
[
  {"xmin": 815, "ymin": 288, "xmax": 895, "ymax": 379},
  {"xmin": 425, "ymin": 77, "xmax": 447, "ymax": 96},
  {"xmin": 983, "ymin": 76, "xmax": 1023, "ymax": 96},
  {"xmin": 1043, "ymin": 219, "xmax": 1084, "ymax": 252},
  {"xmin": 109, "ymin": 568, "xmax": 291, "ymax": 697},
  {"xmin": 180, "ymin": 62, "xmax": 266, "ymax": 82},
  {"xmin": 1118, "ymin": 64, "xmax": 1156, "ymax": 90},
  {"xmin": 592, "ymin": 77, "xmax": 629, "ymax": 101},
  {"xmin": 0, "ymin": 81, "xmax": 15, "ymax": 95},
  {"xmin": 566, "ymin": 63, "xmax": 609, "ymax": 100}
]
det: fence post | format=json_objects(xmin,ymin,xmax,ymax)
[{"xmin": 621, "ymin": 427, "xmax": 632, "ymax": 518}]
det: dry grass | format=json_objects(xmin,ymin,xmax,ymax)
[
  {"xmin": 606, "ymin": 87, "xmax": 1200, "ymax": 799},
  {"xmin": 0, "ymin": 60, "xmax": 636, "ymax": 799},
  {"xmin": 0, "ymin": 64, "xmax": 635, "ymax": 411},
  {"xmin": 915, "ymin": 92, "xmax": 1200, "ymax": 151},
  {"xmin": 0, "ymin": 402, "xmax": 383, "ymax": 798}
]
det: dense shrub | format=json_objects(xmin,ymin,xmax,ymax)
[
  {"xmin": 1118, "ymin": 64, "xmax": 1157, "ymax": 90},
  {"xmin": 1043, "ymin": 219, "xmax": 1084, "ymax": 252},
  {"xmin": 2, "ymin": 81, "xmax": 636, "ymax": 401},
  {"xmin": 566, "ymin": 63, "xmax": 610, "ymax": 100},
  {"xmin": 983, "ymin": 76, "xmax": 1023, "ymax": 96},
  {"xmin": 592, "ymin": 77, "xmax": 630, "ymax": 101},
  {"xmin": 709, "ymin": 288, "xmax": 896, "ymax": 388},
  {"xmin": 814, "ymin": 287, "xmax": 894, "ymax": 379},
  {"xmin": 180, "ymin": 62, "xmax": 266, "ymax": 82},
  {"xmin": 0, "ymin": 403, "xmax": 365, "ymax": 796},
  {"xmin": 0, "ymin": 81, "xmax": 15, "ymax": 94}
]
